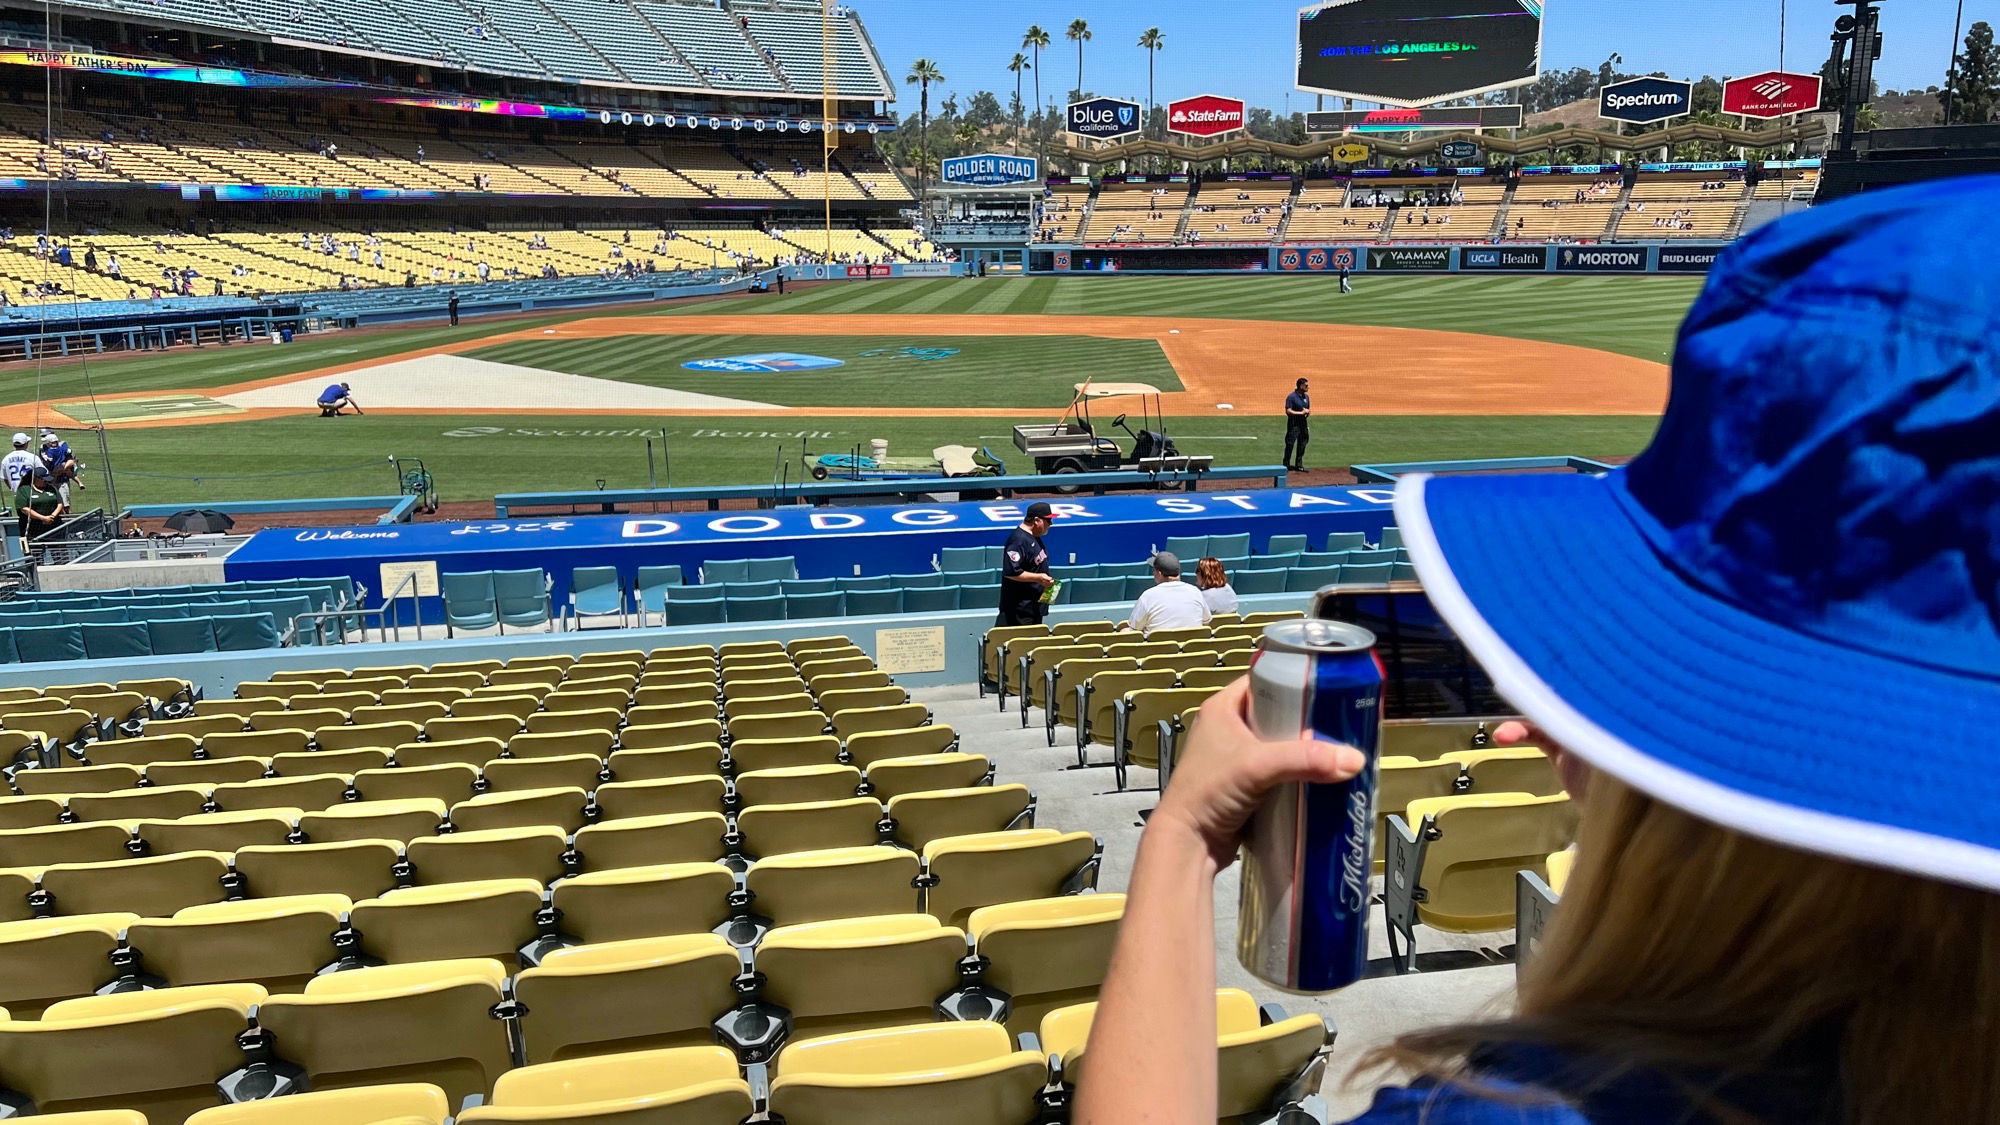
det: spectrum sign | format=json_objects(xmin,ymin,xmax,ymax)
[
  {"xmin": 1599, "ymin": 76, "xmax": 1693, "ymax": 124},
  {"xmin": 1167, "ymin": 94, "xmax": 1245, "ymax": 138}
]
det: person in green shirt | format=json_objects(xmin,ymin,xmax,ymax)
[{"xmin": 20, "ymin": 471, "xmax": 64, "ymax": 543}]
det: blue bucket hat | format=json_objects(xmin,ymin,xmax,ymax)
[{"xmin": 1396, "ymin": 174, "xmax": 2000, "ymax": 890}]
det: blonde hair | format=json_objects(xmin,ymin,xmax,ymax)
[{"xmin": 1375, "ymin": 774, "xmax": 2000, "ymax": 1122}]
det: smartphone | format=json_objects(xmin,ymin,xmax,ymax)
[{"xmin": 1309, "ymin": 582, "xmax": 1512, "ymax": 722}]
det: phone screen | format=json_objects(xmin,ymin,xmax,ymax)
[{"xmin": 1311, "ymin": 586, "xmax": 1509, "ymax": 720}]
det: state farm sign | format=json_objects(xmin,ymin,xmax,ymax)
[
  {"xmin": 1167, "ymin": 94, "xmax": 1245, "ymax": 138},
  {"xmin": 1722, "ymin": 71, "xmax": 1823, "ymax": 119}
]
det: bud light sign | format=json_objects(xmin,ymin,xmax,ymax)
[
  {"xmin": 940, "ymin": 153, "xmax": 1040, "ymax": 186},
  {"xmin": 1067, "ymin": 97, "xmax": 1142, "ymax": 141},
  {"xmin": 1599, "ymin": 77, "xmax": 1693, "ymax": 124}
]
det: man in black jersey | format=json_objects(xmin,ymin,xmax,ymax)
[{"xmin": 998, "ymin": 501, "xmax": 1058, "ymax": 626}]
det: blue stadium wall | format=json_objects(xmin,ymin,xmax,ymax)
[
  {"xmin": 223, "ymin": 486, "xmax": 1396, "ymax": 624},
  {"xmin": 1027, "ymin": 242, "xmax": 1728, "ymax": 275}
]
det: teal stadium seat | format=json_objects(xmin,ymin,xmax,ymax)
[
  {"xmin": 745, "ymin": 557, "xmax": 799, "ymax": 582},
  {"xmin": 1325, "ymin": 531, "xmax": 1371, "ymax": 552},
  {"xmin": 1099, "ymin": 561, "xmax": 1151, "ymax": 580},
  {"xmin": 893, "ymin": 573, "xmax": 944, "ymax": 589},
  {"xmin": 81, "ymin": 622, "xmax": 153, "ymax": 660},
  {"xmin": 1164, "ymin": 535, "xmax": 1208, "ymax": 559},
  {"xmin": 727, "ymin": 581, "xmax": 783, "ymax": 600},
  {"xmin": 636, "ymin": 565, "xmax": 685, "ymax": 624},
  {"xmin": 1232, "ymin": 568, "xmax": 1289, "ymax": 595},
  {"xmin": 1296, "ymin": 551, "xmax": 1345, "ymax": 569},
  {"xmin": 441, "ymin": 571, "xmax": 499, "ymax": 635},
  {"xmin": 845, "ymin": 589, "xmax": 903, "ymax": 616},
  {"xmin": 1389, "ymin": 560, "xmax": 1417, "ymax": 582},
  {"xmin": 666, "ymin": 599, "xmax": 728, "ymax": 627},
  {"xmin": 786, "ymin": 591, "xmax": 845, "ymax": 620},
  {"xmin": 1051, "ymin": 565, "xmax": 1097, "ymax": 583},
  {"xmin": 493, "ymin": 569, "xmax": 554, "ymax": 630},
  {"xmin": 1342, "ymin": 562, "xmax": 1395, "ymax": 584},
  {"xmin": 725, "ymin": 595, "xmax": 787, "ymax": 623},
  {"xmin": 1286, "ymin": 565, "xmax": 1344, "ymax": 593},
  {"xmin": 570, "ymin": 567, "xmax": 628, "ymax": 628},
  {"xmin": 14, "ymin": 624, "xmax": 86, "ymax": 663},
  {"xmin": 63, "ymin": 607, "xmax": 130, "ymax": 625},
  {"xmin": 939, "ymin": 546, "xmax": 986, "ymax": 574},
  {"xmin": 841, "ymin": 575, "xmax": 892, "ymax": 592},
  {"xmin": 0, "ymin": 630, "xmax": 16, "ymax": 663},
  {"xmin": 1122, "ymin": 576, "xmax": 1154, "ymax": 600},
  {"xmin": 959, "ymin": 583, "xmax": 1000, "ymax": 609},
  {"xmin": 1379, "ymin": 527, "xmax": 1404, "ymax": 550},
  {"xmin": 1207, "ymin": 533, "xmax": 1250, "ymax": 558},
  {"xmin": 669, "ymin": 584, "xmax": 726, "ymax": 603},
  {"xmin": 1263, "ymin": 534, "xmax": 1308, "ymax": 555},
  {"xmin": 1068, "ymin": 577, "xmax": 1125, "ymax": 604},
  {"xmin": 211, "ymin": 613, "xmax": 282, "ymax": 651},
  {"xmin": 0, "ymin": 610, "xmax": 59, "ymax": 628},
  {"xmin": 781, "ymin": 579, "xmax": 838, "ymax": 596},
  {"xmin": 703, "ymin": 559, "xmax": 752, "ymax": 584},
  {"xmin": 147, "ymin": 617, "xmax": 216, "ymax": 655},
  {"xmin": 901, "ymin": 587, "xmax": 956, "ymax": 613}
]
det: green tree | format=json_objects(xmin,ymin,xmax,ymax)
[
  {"xmin": 1945, "ymin": 21, "xmax": 2000, "ymax": 124},
  {"xmin": 1137, "ymin": 28, "xmax": 1165, "ymax": 139},
  {"xmin": 1066, "ymin": 19, "xmax": 1092, "ymax": 98},
  {"xmin": 1007, "ymin": 52, "xmax": 1031, "ymax": 151},
  {"xmin": 905, "ymin": 58, "xmax": 946, "ymax": 199},
  {"xmin": 1023, "ymin": 25, "xmax": 1050, "ymax": 123}
]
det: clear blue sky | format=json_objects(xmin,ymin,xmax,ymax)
[{"xmin": 856, "ymin": 0, "xmax": 1969, "ymax": 113}]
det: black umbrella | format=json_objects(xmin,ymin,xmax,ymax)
[{"xmin": 163, "ymin": 509, "xmax": 235, "ymax": 535}]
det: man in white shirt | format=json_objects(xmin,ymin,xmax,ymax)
[
  {"xmin": 1122, "ymin": 551, "xmax": 1211, "ymax": 635},
  {"xmin": 0, "ymin": 434, "xmax": 36, "ymax": 496}
]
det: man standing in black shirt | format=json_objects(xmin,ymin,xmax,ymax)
[
  {"xmin": 448, "ymin": 293, "xmax": 461, "ymax": 326},
  {"xmin": 998, "ymin": 501, "xmax": 1057, "ymax": 626},
  {"xmin": 1283, "ymin": 378, "xmax": 1311, "ymax": 472}
]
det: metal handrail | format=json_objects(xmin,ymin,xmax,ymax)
[{"xmin": 288, "ymin": 572, "xmax": 418, "ymax": 646}]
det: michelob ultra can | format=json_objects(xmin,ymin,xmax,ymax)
[{"xmin": 1237, "ymin": 618, "xmax": 1384, "ymax": 992}]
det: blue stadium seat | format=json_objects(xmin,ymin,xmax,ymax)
[
  {"xmin": 212, "ymin": 613, "xmax": 283, "ymax": 651},
  {"xmin": 147, "ymin": 617, "xmax": 216, "ymax": 655},
  {"xmin": 1067, "ymin": 577, "xmax": 1125, "ymax": 604},
  {"xmin": 1232, "ymin": 568, "xmax": 1289, "ymax": 596},
  {"xmin": 1163, "ymin": 536, "xmax": 1208, "ymax": 560},
  {"xmin": 12, "ymin": 624, "xmax": 82, "ymax": 663},
  {"xmin": 892, "ymin": 573, "xmax": 944, "ymax": 589},
  {"xmin": 724, "ymin": 595, "xmax": 787, "ymax": 623},
  {"xmin": 82, "ymin": 622, "xmax": 152, "ymax": 661},
  {"xmin": 63, "ymin": 606, "xmax": 130, "ymax": 625},
  {"xmin": 666, "ymin": 599, "xmax": 728, "ymax": 627},
  {"xmin": 1343, "ymin": 549, "xmax": 1397, "ymax": 566},
  {"xmin": 570, "ymin": 567, "xmax": 628, "ymax": 628},
  {"xmin": 1378, "ymin": 527, "xmax": 1404, "ymax": 550},
  {"xmin": 1259, "ymin": 552, "xmax": 1303, "ymax": 571},
  {"xmin": 745, "ymin": 557, "xmax": 798, "ymax": 583},
  {"xmin": 139, "ymin": 604, "xmax": 191, "ymax": 619},
  {"xmin": 1098, "ymin": 561, "xmax": 1152, "ymax": 580},
  {"xmin": 781, "ymin": 579, "xmax": 838, "ymax": 596},
  {"xmin": 0, "ymin": 609, "xmax": 59, "ymax": 628},
  {"xmin": 635, "ymin": 565, "xmax": 685, "ymax": 624},
  {"xmin": 1389, "ymin": 560, "xmax": 1417, "ymax": 582},
  {"xmin": 494, "ymin": 569, "xmax": 554, "ymax": 630},
  {"xmin": 957, "ymin": 584, "xmax": 1000, "ymax": 610},
  {"xmin": 939, "ymin": 546, "xmax": 987, "ymax": 574},
  {"xmin": 1206, "ymin": 533, "xmax": 1250, "ymax": 558},
  {"xmin": 1263, "ymin": 533, "xmax": 1309, "ymax": 556},
  {"xmin": 785, "ymin": 591, "xmax": 845, "ymax": 620},
  {"xmin": 727, "ymin": 581, "xmax": 783, "ymax": 600},
  {"xmin": 1342, "ymin": 562, "xmax": 1395, "ymax": 585},
  {"xmin": 901, "ymin": 587, "xmax": 957, "ymax": 613},
  {"xmin": 703, "ymin": 559, "xmax": 753, "ymax": 585},
  {"xmin": 668, "ymin": 584, "xmax": 727, "ymax": 602},
  {"xmin": 1296, "ymin": 551, "xmax": 1346, "ymax": 569},
  {"xmin": 1051, "ymin": 565, "xmax": 1098, "ymax": 583},
  {"xmin": 841, "ymin": 575, "xmax": 892, "ymax": 592},
  {"xmin": 1325, "ymin": 531, "xmax": 1371, "ymax": 553},
  {"xmin": 844, "ymin": 589, "xmax": 904, "ymax": 616},
  {"xmin": 0, "ymin": 629, "xmax": 15, "ymax": 663},
  {"xmin": 1122, "ymin": 576, "xmax": 1155, "ymax": 600},
  {"xmin": 441, "ymin": 571, "xmax": 500, "ymax": 635},
  {"xmin": 1286, "ymin": 565, "xmax": 1344, "ymax": 593},
  {"xmin": 982, "ymin": 546, "xmax": 1007, "ymax": 569}
]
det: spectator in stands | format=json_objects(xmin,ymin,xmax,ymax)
[
  {"xmin": 317, "ymin": 383, "xmax": 362, "ymax": 417},
  {"xmin": 1074, "ymin": 175, "xmax": 2000, "ymax": 1125},
  {"xmin": 1194, "ymin": 557, "xmax": 1236, "ymax": 616},
  {"xmin": 18, "ymin": 470, "xmax": 63, "ymax": 543},
  {"xmin": 997, "ymin": 501, "xmax": 1057, "ymax": 626},
  {"xmin": 82, "ymin": 246, "xmax": 95, "ymax": 272},
  {"xmin": 1119, "ymin": 552, "xmax": 1210, "ymax": 635}
]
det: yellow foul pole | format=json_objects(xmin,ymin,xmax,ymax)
[{"xmin": 821, "ymin": 0, "xmax": 836, "ymax": 263}]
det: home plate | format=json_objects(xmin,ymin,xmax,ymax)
[{"xmin": 218, "ymin": 355, "xmax": 785, "ymax": 412}]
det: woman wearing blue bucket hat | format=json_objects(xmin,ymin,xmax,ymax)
[{"xmin": 1076, "ymin": 175, "xmax": 2000, "ymax": 1124}]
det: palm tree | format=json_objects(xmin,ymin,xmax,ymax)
[
  {"xmin": 1137, "ymin": 28, "xmax": 1164, "ymax": 138},
  {"xmin": 1066, "ymin": 19, "xmax": 1091, "ymax": 98},
  {"xmin": 1007, "ymin": 52, "xmax": 1032, "ymax": 152},
  {"xmin": 905, "ymin": 58, "xmax": 945, "ymax": 201}
]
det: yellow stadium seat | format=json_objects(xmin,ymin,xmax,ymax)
[
  {"xmin": 185, "ymin": 1082, "xmax": 449, "ymax": 1123},
  {"xmin": 456, "ymin": 1045, "xmax": 750, "ymax": 1124},
  {"xmin": 768, "ymin": 1021, "xmax": 1047, "ymax": 1125},
  {"xmin": 514, "ymin": 934, "xmax": 741, "ymax": 1064}
]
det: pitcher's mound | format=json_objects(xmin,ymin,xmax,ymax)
[{"xmin": 219, "ymin": 355, "xmax": 785, "ymax": 412}]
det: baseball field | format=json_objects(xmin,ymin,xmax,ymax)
[{"xmin": 0, "ymin": 273, "xmax": 1704, "ymax": 508}]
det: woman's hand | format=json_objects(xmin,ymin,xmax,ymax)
[
  {"xmin": 1148, "ymin": 678, "xmax": 1365, "ymax": 873},
  {"xmin": 1494, "ymin": 719, "xmax": 1589, "ymax": 798}
]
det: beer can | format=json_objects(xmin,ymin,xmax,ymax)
[{"xmin": 1236, "ymin": 618, "xmax": 1383, "ymax": 992}]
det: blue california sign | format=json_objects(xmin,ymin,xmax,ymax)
[
  {"xmin": 940, "ymin": 153, "xmax": 1041, "ymax": 187},
  {"xmin": 1066, "ymin": 97, "xmax": 1142, "ymax": 141},
  {"xmin": 1599, "ymin": 76, "xmax": 1694, "ymax": 124}
]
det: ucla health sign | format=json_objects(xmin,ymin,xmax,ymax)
[
  {"xmin": 1066, "ymin": 97, "xmax": 1142, "ymax": 141},
  {"xmin": 940, "ymin": 153, "xmax": 1040, "ymax": 187}
]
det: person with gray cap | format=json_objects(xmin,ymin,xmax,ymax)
[
  {"xmin": 1119, "ymin": 551, "xmax": 1210, "ymax": 635},
  {"xmin": 1069, "ymin": 175, "xmax": 2000, "ymax": 1123}
]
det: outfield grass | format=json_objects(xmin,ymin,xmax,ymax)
[
  {"xmin": 9, "ymin": 274, "xmax": 1704, "ymax": 507},
  {"xmin": 466, "ymin": 334, "xmax": 1182, "ymax": 408},
  {"xmin": 92, "ymin": 412, "xmax": 1661, "ymax": 507}
]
